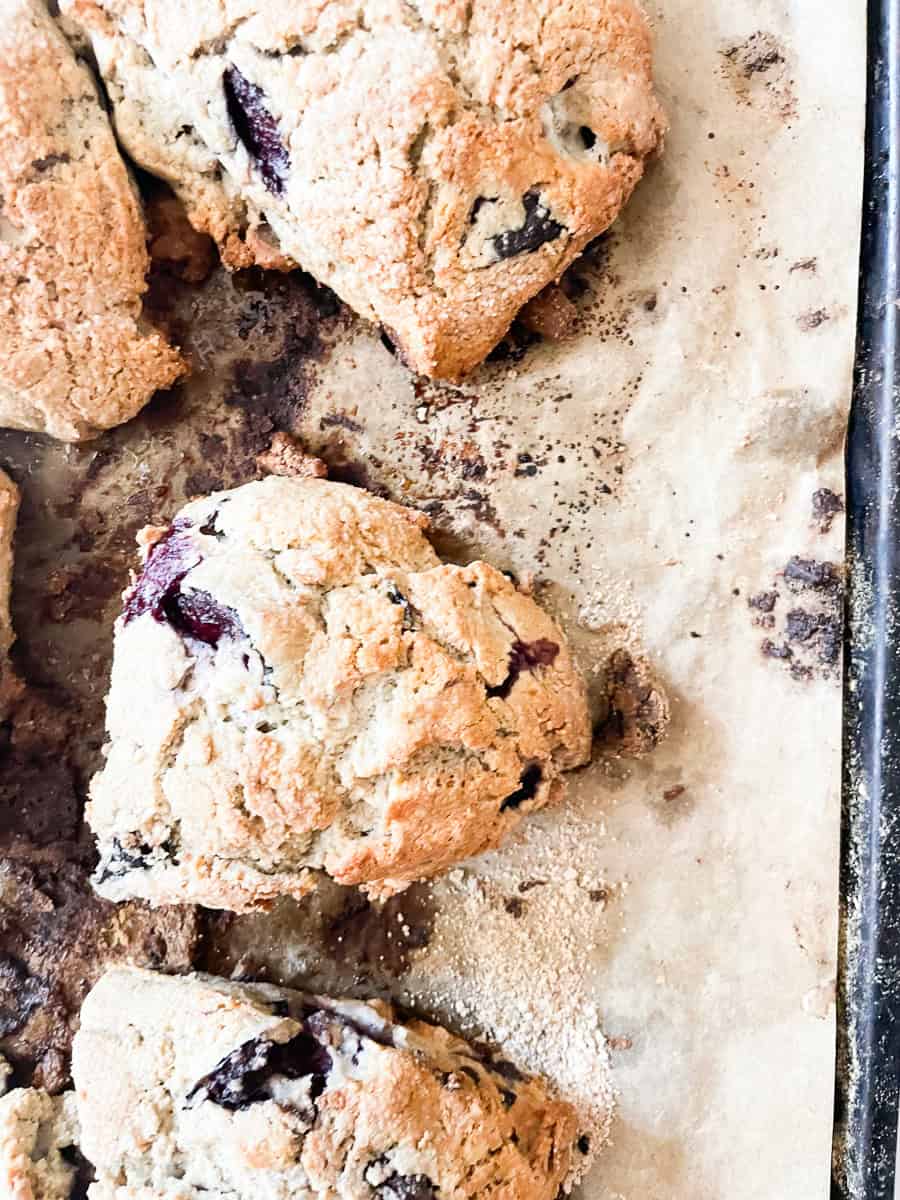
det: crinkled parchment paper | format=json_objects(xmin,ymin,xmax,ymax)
[{"xmin": 0, "ymin": 1, "xmax": 863, "ymax": 1197}]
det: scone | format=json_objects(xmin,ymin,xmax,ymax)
[
  {"xmin": 90, "ymin": 476, "xmax": 591, "ymax": 911},
  {"xmin": 74, "ymin": 967, "xmax": 576, "ymax": 1200},
  {"xmin": 0, "ymin": 471, "xmax": 19, "ymax": 666},
  {"xmin": 0, "ymin": 1087, "xmax": 83, "ymax": 1200},
  {"xmin": 0, "ymin": 0, "xmax": 185, "ymax": 442},
  {"xmin": 60, "ymin": 0, "xmax": 666, "ymax": 378}
]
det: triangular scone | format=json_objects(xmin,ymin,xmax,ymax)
[
  {"xmin": 74, "ymin": 967, "xmax": 578, "ymax": 1200},
  {"xmin": 89, "ymin": 477, "xmax": 592, "ymax": 912},
  {"xmin": 0, "ymin": 0, "xmax": 185, "ymax": 442},
  {"xmin": 61, "ymin": 0, "xmax": 665, "ymax": 378}
]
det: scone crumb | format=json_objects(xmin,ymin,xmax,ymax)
[
  {"xmin": 518, "ymin": 286, "xmax": 580, "ymax": 342},
  {"xmin": 255, "ymin": 433, "xmax": 328, "ymax": 479}
]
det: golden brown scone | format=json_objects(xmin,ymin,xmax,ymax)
[
  {"xmin": 60, "ymin": 0, "xmax": 665, "ymax": 378},
  {"xmin": 89, "ymin": 477, "xmax": 591, "ymax": 912},
  {"xmin": 0, "ymin": 471, "xmax": 19, "ymax": 663},
  {"xmin": 74, "ymin": 967, "xmax": 577, "ymax": 1200},
  {"xmin": 0, "ymin": 0, "xmax": 186, "ymax": 442}
]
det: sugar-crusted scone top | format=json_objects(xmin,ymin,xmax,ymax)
[
  {"xmin": 61, "ymin": 0, "xmax": 666, "ymax": 377},
  {"xmin": 0, "ymin": 0, "xmax": 185, "ymax": 442},
  {"xmin": 90, "ymin": 477, "xmax": 591, "ymax": 911},
  {"xmin": 74, "ymin": 967, "xmax": 577, "ymax": 1200}
]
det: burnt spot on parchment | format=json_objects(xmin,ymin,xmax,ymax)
[
  {"xmin": 648, "ymin": 781, "xmax": 694, "ymax": 828},
  {"xmin": 811, "ymin": 488, "xmax": 844, "ymax": 534},
  {"xmin": 797, "ymin": 308, "xmax": 831, "ymax": 333},
  {"xmin": 594, "ymin": 649, "xmax": 670, "ymax": 758},
  {"xmin": 720, "ymin": 32, "xmax": 796, "ymax": 122},
  {"xmin": 746, "ymin": 554, "xmax": 844, "ymax": 681},
  {"xmin": 0, "ymin": 844, "xmax": 198, "ymax": 1092},
  {"xmin": 228, "ymin": 272, "xmax": 344, "ymax": 450},
  {"xmin": 202, "ymin": 877, "xmax": 436, "ymax": 1001},
  {"xmin": 0, "ymin": 263, "xmax": 345, "ymax": 795}
]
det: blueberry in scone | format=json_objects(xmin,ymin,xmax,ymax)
[
  {"xmin": 89, "ymin": 477, "xmax": 591, "ymax": 912},
  {"xmin": 0, "ymin": 0, "xmax": 185, "ymax": 442},
  {"xmin": 59, "ymin": 0, "xmax": 666, "ymax": 378},
  {"xmin": 73, "ymin": 967, "xmax": 577, "ymax": 1200},
  {"xmin": 0, "ymin": 1087, "xmax": 85, "ymax": 1200}
]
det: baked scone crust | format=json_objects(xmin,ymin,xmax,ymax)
[
  {"xmin": 89, "ymin": 477, "xmax": 591, "ymax": 911},
  {"xmin": 61, "ymin": 0, "xmax": 665, "ymax": 378},
  {"xmin": 74, "ymin": 967, "xmax": 576, "ymax": 1200},
  {"xmin": 0, "ymin": 471, "xmax": 19, "ymax": 663},
  {"xmin": 0, "ymin": 0, "xmax": 185, "ymax": 442},
  {"xmin": 0, "ymin": 1088, "xmax": 81, "ymax": 1200}
]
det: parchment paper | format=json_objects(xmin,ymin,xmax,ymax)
[{"xmin": 0, "ymin": 2, "xmax": 864, "ymax": 1197}]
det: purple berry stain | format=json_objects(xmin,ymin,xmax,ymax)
[
  {"xmin": 488, "ymin": 639, "xmax": 560, "ymax": 700},
  {"xmin": 490, "ymin": 190, "xmax": 565, "ymax": 260},
  {"xmin": 224, "ymin": 66, "xmax": 290, "ymax": 195},
  {"xmin": 186, "ymin": 1029, "xmax": 332, "ymax": 1111},
  {"xmin": 379, "ymin": 1175, "xmax": 436, "ymax": 1200},
  {"xmin": 123, "ymin": 522, "xmax": 243, "ymax": 648}
]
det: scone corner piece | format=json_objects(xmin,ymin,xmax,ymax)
[
  {"xmin": 74, "ymin": 966, "xmax": 579, "ymax": 1200},
  {"xmin": 0, "ymin": 0, "xmax": 186, "ymax": 443}
]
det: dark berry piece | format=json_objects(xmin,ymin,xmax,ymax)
[
  {"xmin": 487, "ymin": 638, "xmax": 560, "ymax": 700},
  {"xmin": 94, "ymin": 836, "xmax": 175, "ymax": 884},
  {"xmin": 467, "ymin": 1041, "xmax": 525, "ymax": 1082},
  {"xmin": 122, "ymin": 524, "xmax": 200, "ymax": 626},
  {"xmin": 162, "ymin": 588, "xmax": 244, "ymax": 648},
  {"xmin": 307, "ymin": 1006, "xmax": 397, "ymax": 1052},
  {"xmin": 224, "ymin": 66, "xmax": 290, "ymax": 195},
  {"xmin": 386, "ymin": 582, "xmax": 419, "ymax": 630},
  {"xmin": 123, "ymin": 521, "xmax": 245, "ymax": 648},
  {"xmin": 186, "ymin": 1030, "xmax": 332, "ymax": 1111},
  {"xmin": 60, "ymin": 1145, "xmax": 95, "ymax": 1200},
  {"xmin": 579, "ymin": 126, "xmax": 597, "ymax": 150},
  {"xmin": 469, "ymin": 194, "xmax": 498, "ymax": 223},
  {"xmin": 490, "ymin": 191, "xmax": 566, "ymax": 261},
  {"xmin": 199, "ymin": 510, "xmax": 225, "ymax": 539},
  {"xmin": 378, "ymin": 1175, "xmax": 436, "ymax": 1200}
]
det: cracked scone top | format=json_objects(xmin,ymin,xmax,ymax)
[
  {"xmin": 61, "ymin": 0, "xmax": 665, "ymax": 378},
  {"xmin": 0, "ymin": 0, "xmax": 185, "ymax": 442},
  {"xmin": 90, "ymin": 477, "xmax": 591, "ymax": 911},
  {"xmin": 74, "ymin": 967, "xmax": 577, "ymax": 1200}
]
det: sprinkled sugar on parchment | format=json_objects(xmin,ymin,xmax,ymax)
[{"xmin": 0, "ymin": 2, "xmax": 862, "ymax": 1197}]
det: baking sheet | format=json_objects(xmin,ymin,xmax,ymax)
[{"xmin": 0, "ymin": 1, "xmax": 865, "ymax": 1196}]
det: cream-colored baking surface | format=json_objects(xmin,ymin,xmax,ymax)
[
  {"xmin": 0, "ymin": 1, "xmax": 863, "ymax": 1196},
  {"xmin": 277, "ymin": 4, "xmax": 862, "ymax": 1194}
]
